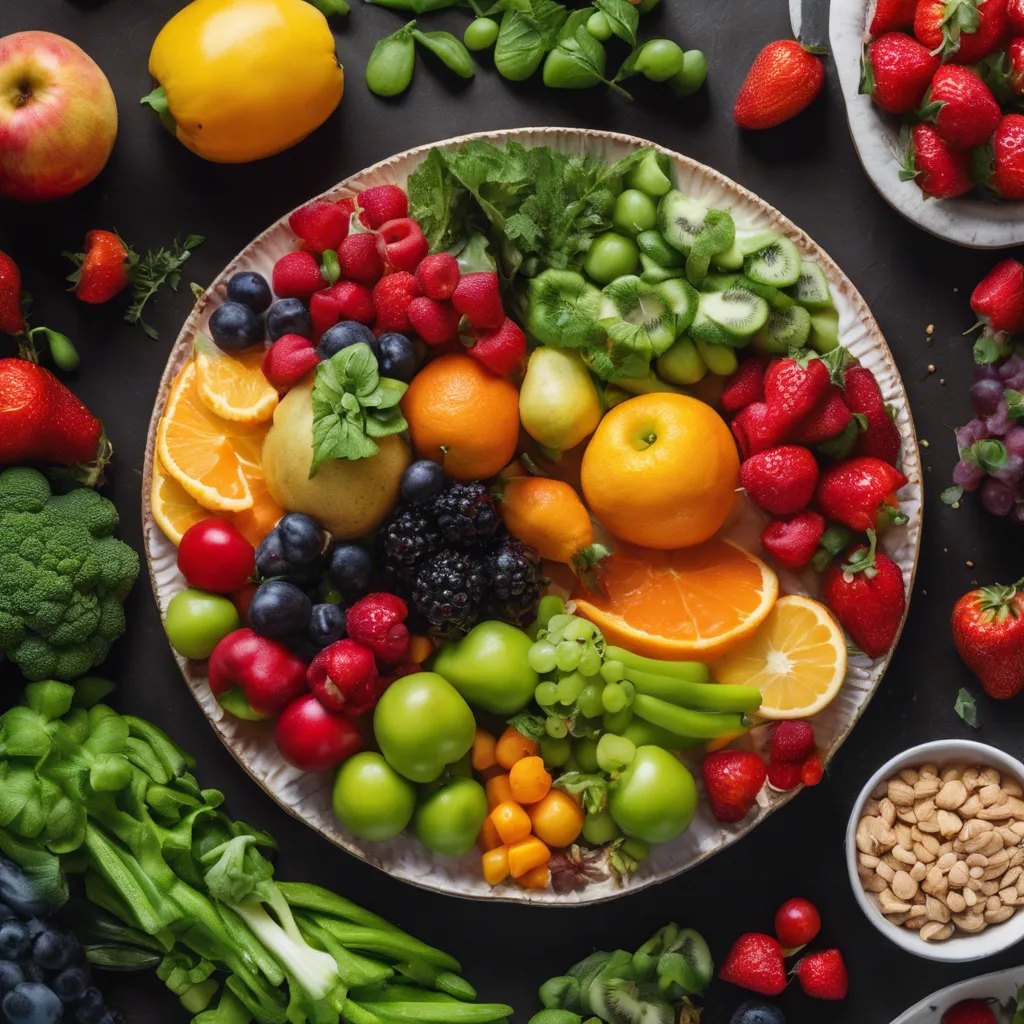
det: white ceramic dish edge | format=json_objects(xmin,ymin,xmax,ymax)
[{"xmin": 889, "ymin": 964, "xmax": 1024, "ymax": 1023}]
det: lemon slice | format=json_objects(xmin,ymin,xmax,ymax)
[
  {"xmin": 712, "ymin": 594, "xmax": 847, "ymax": 719},
  {"xmin": 150, "ymin": 455, "xmax": 210, "ymax": 546},
  {"xmin": 194, "ymin": 335, "xmax": 278, "ymax": 424}
]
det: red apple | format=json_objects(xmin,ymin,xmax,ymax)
[{"xmin": 0, "ymin": 31, "xmax": 118, "ymax": 202}]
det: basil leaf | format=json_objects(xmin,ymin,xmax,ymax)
[
  {"xmin": 954, "ymin": 687, "xmax": 980, "ymax": 729},
  {"xmin": 365, "ymin": 406, "xmax": 409, "ymax": 438},
  {"xmin": 593, "ymin": 0, "xmax": 638, "ymax": 47},
  {"xmin": 362, "ymin": 377, "xmax": 408, "ymax": 409}
]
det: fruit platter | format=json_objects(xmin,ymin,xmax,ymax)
[{"xmin": 140, "ymin": 127, "xmax": 922, "ymax": 904}]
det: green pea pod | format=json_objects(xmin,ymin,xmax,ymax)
[
  {"xmin": 343, "ymin": 1003, "xmax": 387, "ymax": 1024},
  {"xmin": 28, "ymin": 326, "xmax": 79, "ymax": 372},
  {"xmin": 412, "ymin": 29, "xmax": 475, "ymax": 78},
  {"xmin": 278, "ymin": 881, "xmax": 403, "ymax": 932},
  {"xmin": 622, "ymin": 669, "xmax": 762, "ymax": 713},
  {"xmin": 72, "ymin": 677, "xmax": 117, "ymax": 709},
  {"xmin": 321, "ymin": 249, "xmax": 341, "ymax": 285},
  {"xmin": 314, "ymin": 918, "xmax": 461, "ymax": 973},
  {"xmin": 359, "ymin": 1002, "xmax": 514, "ymax": 1023},
  {"xmin": 85, "ymin": 943, "xmax": 163, "ymax": 970},
  {"xmin": 294, "ymin": 913, "xmax": 393, "ymax": 988},
  {"xmin": 529, "ymin": 1011, "xmax": 583, "ymax": 1024},
  {"xmin": 604, "ymin": 647, "xmax": 709, "ymax": 682},
  {"xmin": 396, "ymin": 960, "xmax": 477, "ymax": 1001},
  {"xmin": 631, "ymin": 693, "xmax": 748, "ymax": 740},
  {"xmin": 366, "ymin": 22, "xmax": 417, "ymax": 97}
]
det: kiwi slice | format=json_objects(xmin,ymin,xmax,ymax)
[
  {"xmin": 752, "ymin": 304, "xmax": 812, "ymax": 354},
  {"xmin": 737, "ymin": 227, "xmax": 783, "ymax": 256},
  {"xmin": 702, "ymin": 273, "xmax": 743, "ymax": 293},
  {"xmin": 639, "ymin": 255, "xmax": 685, "ymax": 284},
  {"xmin": 655, "ymin": 278, "xmax": 699, "ymax": 336},
  {"xmin": 710, "ymin": 224, "xmax": 775, "ymax": 273},
  {"xmin": 657, "ymin": 928, "xmax": 714, "ymax": 999},
  {"xmin": 656, "ymin": 191, "xmax": 710, "ymax": 255},
  {"xmin": 809, "ymin": 308, "xmax": 840, "ymax": 353},
  {"xmin": 685, "ymin": 208, "xmax": 735, "ymax": 288},
  {"xmin": 637, "ymin": 229, "xmax": 684, "ymax": 268},
  {"xmin": 625, "ymin": 150, "xmax": 674, "ymax": 197},
  {"xmin": 710, "ymin": 238, "xmax": 745, "ymax": 271},
  {"xmin": 598, "ymin": 275, "xmax": 677, "ymax": 360},
  {"xmin": 786, "ymin": 260, "xmax": 834, "ymax": 310},
  {"xmin": 595, "ymin": 976, "xmax": 673, "ymax": 1024},
  {"xmin": 527, "ymin": 268, "xmax": 602, "ymax": 349},
  {"xmin": 745, "ymin": 234, "xmax": 802, "ymax": 288},
  {"xmin": 688, "ymin": 288, "xmax": 769, "ymax": 346},
  {"xmin": 704, "ymin": 274, "xmax": 793, "ymax": 311}
]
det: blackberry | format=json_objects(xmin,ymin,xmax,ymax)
[
  {"xmin": 412, "ymin": 550, "xmax": 487, "ymax": 641},
  {"xmin": 376, "ymin": 507, "xmax": 442, "ymax": 590},
  {"xmin": 485, "ymin": 537, "xmax": 543, "ymax": 627},
  {"xmin": 430, "ymin": 482, "xmax": 500, "ymax": 548}
]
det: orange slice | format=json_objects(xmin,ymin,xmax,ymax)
[
  {"xmin": 233, "ymin": 458, "xmax": 285, "ymax": 547},
  {"xmin": 572, "ymin": 538, "xmax": 778, "ymax": 660},
  {"xmin": 150, "ymin": 455, "xmax": 210, "ymax": 546},
  {"xmin": 157, "ymin": 363, "xmax": 263, "ymax": 512},
  {"xmin": 712, "ymin": 595, "xmax": 847, "ymax": 720},
  {"xmin": 194, "ymin": 336, "xmax": 278, "ymax": 424}
]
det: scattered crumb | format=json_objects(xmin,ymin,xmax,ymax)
[
  {"xmin": 967, "ymin": 560, "xmax": 975, "ymax": 568},
  {"xmin": 921, "ymin": 439, "xmax": 930, "ymax": 447},
  {"xmin": 954, "ymin": 287, "xmax": 959, "ymax": 292},
  {"xmin": 927, "ymin": 364, "xmax": 936, "ymax": 373},
  {"xmin": 952, "ymin": 501, "xmax": 961, "ymax": 509},
  {"xmin": 940, "ymin": 378, "xmax": 946, "ymax": 385},
  {"xmin": 944, "ymin": 547, "xmax": 949, "ymax": 553},
  {"xmin": 926, "ymin": 324, "xmax": 934, "ymax": 335},
  {"xmin": 972, "ymin": 580, "xmax": 978, "ymax": 586}
]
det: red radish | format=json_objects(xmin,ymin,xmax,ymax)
[
  {"xmin": 338, "ymin": 232, "xmax": 385, "ymax": 285},
  {"xmin": 275, "ymin": 694, "xmax": 363, "ymax": 773}
]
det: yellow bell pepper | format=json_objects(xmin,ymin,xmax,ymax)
[{"xmin": 144, "ymin": 0, "xmax": 344, "ymax": 163}]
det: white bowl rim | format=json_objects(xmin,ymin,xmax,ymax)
[{"xmin": 846, "ymin": 739, "xmax": 1024, "ymax": 962}]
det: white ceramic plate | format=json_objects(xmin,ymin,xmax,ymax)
[
  {"xmin": 142, "ymin": 127, "xmax": 923, "ymax": 904},
  {"xmin": 890, "ymin": 964, "xmax": 1024, "ymax": 1023},
  {"xmin": 830, "ymin": 0, "xmax": 1024, "ymax": 249}
]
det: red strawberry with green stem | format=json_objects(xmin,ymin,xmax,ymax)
[
  {"xmin": 719, "ymin": 933, "xmax": 787, "ymax": 996},
  {"xmin": 1008, "ymin": 36, "xmax": 1024, "ymax": 91},
  {"xmin": 816, "ymin": 456, "xmax": 907, "ymax": 531},
  {"xmin": 763, "ymin": 355, "xmax": 831, "ymax": 432},
  {"xmin": 871, "ymin": 0, "xmax": 918, "ymax": 34},
  {"xmin": 702, "ymin": 750, "xmax": 767, "ymax": 823},
  {"xmin": 951, "ymin": 0, "xmax": 1009, "ymax": 63},
  {"xmin": 970, "ymin": 258, "xmax": 1024, "ymax": 333},
  {"xmin": 357, "ymin": 185, "xmax": 409, "ymax": 230},
  {"xmin": 466, "ymin": 318, "xmax": 527, "ymax": 375},
  {"xmin": 761, "ymin": 510, "xmax": 827, "ymax": 569},
  {"xmin": 788, "ymin": 385, "xmax": 853, "ymax": 444},
  {"xmin": 951, "ymin": 579, "xmax": 1024, "ymax": 698},
  {"xmin": 823, "ymin": 530, "xmax": 906, "ymax": 657},
  {"xmin": 919, "ymin": 65, "xmax": 1001, "ymax": 149},
  {"xmin": 289, "ymin": 200, "xmax": 349, "ymax": 253},
  {"xmin": 975, "ymin": 114, "xmax": 1024, "ymax": 199},
  {"xmin": 721, "ymin": 357, "xmax": 767, "ymax": 413},
  {"xmin": 733, "ymin": 40, "xmax": 826, "ymax": 130},
  {"xmin": 861, "ymin": 32, "xmax": 940, "ymax": 115},
  {"xmin": 901, "ymin": 123, "xmax": 973, "ymax": 198},
  {"xmin": 1012, "ymin": 0, "xmax": 1024, "ymax": 29},
  {"xmin": 731, "ymin": 401, "xmax": 787, "ymax": 458},
  {"xmin": 794, "ymin": 949, "xmax": 848, "ymax": 1000},
  {"xmin": 65, "ymin": 230, "xmax": 135, "ymax": 305},
  {"xmin": 844, "ymin": 365, "xmax": 902, "ymax": 465},
  {"xmin": 914, "ymin": 0, "xmax": 982, "ymax": 57}
]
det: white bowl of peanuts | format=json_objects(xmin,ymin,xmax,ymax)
[{"xmin": 846, "ymin": 740, "xmax": 1024, "ymax": 961}]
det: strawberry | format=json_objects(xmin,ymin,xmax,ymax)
[
  {"xmin": 952, "ymin": 580, "xmax": 1024, "ymax": 698},
  {"xmin": 763, "ymin": 356, "xmax": 831, "ymax": 431},
  {"xmin": 452, "ymin": 272, "xmax": 505, "ymax": 329},
  {"xmin": 262, "ymin": 334, "xmax": 321, "ymax": 393},
  {"xmin": 843, "ymin": 365, "xmax": 902, "ymax": 465},
  {"xmin": 288, "ymin": 200, "xmax": 349, "ymax": 254},
  {"xmin": 467, "ymin": 317, "xmax": 527, "ymax": 375},
  {"xmin": 0, "ymin": 251, "xmax": 24, "ymax": 336},
  {"xmin": 952, "ymin": 0, "xmax": 1009, "ymax": 62},
  {"xmin": 915, "ymin": 0, "xmax": 988, "ymax": 57},
  {"xmin": 407, "ymin": 296, "xmax": 461, "ymax": 346},
  {"xmin": 871, "ymin": 0, "xmax": 918, "ymax": 33},
  {"xmin": 0, "ymin": 359, "xmax": 109, "ymax": 483},
  {"xmin": 1012, "ymin": 0, "xmax": 1024, "ymax": 28},
  {"xmin": 719, "ymin": 934, "xmax": 787, "ymax": 996},
  {"xmin": 901, "ymin": 123, "xmax": 973, "ymax": 198},
  {"xmin": 272, "ymin": 251, "xmax": 325, "ymax": 300},
  {"xmin": 416, "ymin": 253, "xmax": 461, "ymax": 300},
  {"xmin": 977, "ymin": 113, "xmax": 1024, "ymax": 198},
  {"xmin": 942, "ymin": 1000, "xmax": 1000, "ymax": 1024},
  {"xmin": 770, "ymin": 720, "xmax": 815, "ymax": 762},
  {"xmin": 920, "ymin": 65, "xmax": 1001, "ymax": 149},
  {"xmin": 816, "ymin": 456, "xmax": 907, "ymax": 531},
  {"xmin": 760, "ymin": 510, "xmax": 827, "ymax": 569},
  {"xmin": 66, "ymin": 230, "xmax": 134, "ymax": 305},
  {"xmin": 794, "ymin": 950, "xmax": 848, "ymax": 1000},
  {"xmin": 376, "ymin": 219, "xmax": 429, "ymax": 274},
  {"xmin": 721, "ymin": 357, "xmax": 767, "ymax": 413},
  {"xmin": 1008, "ymin": 36, "xmax": 1024, "ymax": 91},
  {"xmin": 788, "ymin": 386, "xmax": 853, "ymax": 444},
  {"xmin": 346, "ymin": 592, "xmax": 409, "ymax": 664},
  {"xmin": 357, "ymin": 185, "xmax": 409, "ymax": 230},
  {"xmin": 971, "ymin": 258, "xmax": 1024, "ymax": 333},
  {"xmin": 734, "ymin": 41, "xmax": 826, "ymax": 130},
  {"xmin": 310, "ymin": 281, "xmax": 375, "ymax": 340},
  {"xmin": 766, "ymin": 759, "xmax": 803, "ymax": 791},
  {"xmin": 731, "ymin": 402, "xmax": 787, "ymax": 458},
  {"xmin": 372, "ymin": 272, "xmax": 422, "ymax": 334},
  {"xmin": 823, "ymin": 531, "xmax": 906, "ymax": 657},
  {"xmin": 338, "ymin": 233, "xmax": 385, "ymax": 286},
  {"xmin": 801, "ymin": 753, "xmax": 824, "ymax": 785},
  {"xmin": 740, "ymin": 446, "xmax": 819, "ymax": 515},
  {"xmin": 860, "ymin": 32, "xmax": 940, "ymax": 115},
  {"xmin": 702, "ymin": 750, "xmax": 767, "ymax": 823}
]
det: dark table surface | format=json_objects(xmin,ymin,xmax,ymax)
[{"xmin": 2, "ymin": 0, "xmax": 1021, "ymax": 1021}]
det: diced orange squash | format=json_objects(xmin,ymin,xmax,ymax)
[
  {"xmin": 485, "ymin": 774, "xmax": 514, "ymax": 809},
  {"xmin": 490, "ymin": 801, "xmax": 532, "ymax": 846},
  {"xmin": 495, "ymin": 726, "xmax": 538, "ymax": 770},
  {"xmin": 472, "ymin": 729, "xmax": 497, "ymax": 772},
  {"xmin": 482, "ymin": 846, "xmax": 510, "ymax": 885},
  {"xmin": 507, "ymin": 835, "xmax": 551, "ymax": 878},
  {"xmin": 516, "ymin": 864, "xmax": 551, "ymax": 889},
  {"xmin": 478, "ymin": 817, "xmax": 503, "ymax": 852}
]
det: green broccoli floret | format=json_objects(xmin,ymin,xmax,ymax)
[{"xmin": 0, "ymin": 468, "xmax": 140, "ymax": 682}]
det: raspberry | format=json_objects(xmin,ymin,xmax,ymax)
[
  {"xmin": 407, "ymin": 296, "xmax": 461, "ymax": 346},
  {"xmin": 452, "ymin": 272, "xmax": 504, "ymax": 330},
  {"xmin": 346, "ymin": 593, "xmax": 410, "ymax": 664},
  {"xmin": 272, "ymin": 251, "xmax": 325, "ymax": 300},
  {"xmin": 467, "ymin": 318, "xmax": 526, "ymax": 375},
  {"xmin": 766, "ymin": 759, "xmax": 803, "ymax": 791},
  {"xmin": 769, "ymin": 720, "xmax": 816, "ymax": 763},
  {"xmin": 288, "ymin": 200, "xmax": 349, "ymax": 253},
  {"xmin": 338, "ymin": 232, "xmax": 385, "ymax": 286},
  {"xmin": 357, "ymin": 185, "xmax": 409, "ymax": 230},
  {"xmin": 372, "ymin": 272, "xmax": 422, "ymax": 334},
  {"xmin": 800, "ymin": 753, "xmax": 824, "ymax": 786},
  {"xmin": 416, "ymin": 253, "xmax": 461, "ymax": 300},
  {"xmin": 377, "ymin": 219, "xmax": 429, "ymax": 273},
  {"xmin": 262, "ymin": 334, "xmax": 321, "ymax": 392}
]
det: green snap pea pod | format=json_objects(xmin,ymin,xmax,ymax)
[
  {"xmin": 125, "ymin": 716, "xmax": 191, "ymax": 777},
  {"xmin": 343, "ymin": 1003, "xmax": 387, "ymax": 1024},
  {"xmin": 351, "ymin": 984, "xmax": 464, "ymax": 1003},
  {"xmin": 620, "ymin": 718, "xmax": 701, "ymax": 751},
  {"xmin": 295, "ymin": 913, "xmax": 393, "ymax": 988},
  {"xmin": 84, "ymin": 943, "xmax": 163, "ymax": 970},
  {"xmin": 631, "ymin": 693, "xmax": 749, "ymax": 740},
  {"xmin": 28, "ymin": 327, "xmax": 79, "ymax": 372},
  {"xmin": 313, "ymin": 916, "xmax": 460, "ymax": 973},
  {"xmin": 413, "ymin": 30, "xmax": 475, "ymax": 78},
  {"xmin": 397, "ymin": 960, "xmax": 477, "ymax": 1001},
  {"xmin": 366, "ymin": 22, "xmax": 418, "ymax": 97},
  {"xmin": 358, "ymin": 1002, "xmax": 514, "ymax": 1023},
  {"xmin": 604, "ymin": 647, "xmax": 710, "ymax": 682},
  {"xmin": 623, "ymin": 668, "xmax": 762, "ymax": 713},
  {"xmin": 278, "ymin": 881, "xmax": 403, "ymax": 932}
]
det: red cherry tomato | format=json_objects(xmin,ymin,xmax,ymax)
[
  {"xmin": 774, "ymin": 897, "xmax": 821, "ymax": 948},
  {"xmin": 275, "ymin": 694, "xmax": 363, "ymax": 773},
  {"xmin": 177, "ymin": 519, "xmax": 256, "ymax": 593}
]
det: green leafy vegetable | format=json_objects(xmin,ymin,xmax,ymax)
[
  {"xmin": 126, "ymin": 235, "xmax": 204, "ymax": 340},
  {"xmin": 961, "ymin": 437, "xmax": 1009, "ymax": 474},
  {"xmin": 974, "ymin": 334, "xmax": 1003, "ymax": 365},
  {"xmin": 593, "ymin": 0, "xmax": 638, "ymax": 45},
  {"xmin": 310, "ymin": 344, "xmax": 408, "ymax": 474},
  {"xmin": 493, "ymin": 0, "xmax": 567, "ymax": 81},
  {"xmin": 954, "ymin": 687, "xmax": 980, "ymax": 728}
]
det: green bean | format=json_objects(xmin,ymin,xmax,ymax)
[
  {"xmin": 631, "ymin": 693, "xmax": 749, "ymax": 740},
  {"xmin": 84, "ymin": 943, "xmax": 162, "ymax": 970},
  {"xmin": 413, "ymin": 30, "xmax": 475, "ymax": 78},
  {"xmin": 396, "ymin": 959, "xmax": 477, "ymax": 1000},
  {"xmin": 623, "ymin": 668, "xmax": 762, "ymax": 713},
  {"xmin": 321, "ymin": 249, "xmax": 341, "ymax": 285},
  {"xmin": 278, "ymin": 882, "xmax": 402, "ymax": 932},
  {"xmin": 604, "ymin": 647, "xmax": 710, "ymax": 682},
  {"xmin": 343, "ymin": 1003, "xmax": 387, "ymax": 1024},
  {"xmin": 464, "ymin": 17, "xmax": 499, "ymax": 51},
  {"xmin": 313, "ymin": 917, "xmax": 460, "ymax": 973},
  {"xmin": 366, "ymin": 22, "xmax": 417, "ymax": 97},
  {"xmin": 358, "ymin": 1002, "xmax": 514, "ymax": 1023}
]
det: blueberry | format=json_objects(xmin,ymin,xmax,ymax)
[
  {"xmin": 284, "ymin": 633, "xmax": 323, "ymax": 662},
  {"xmin": 3, "ymin": 983, "xmax": 63, "ymax": 1024},
  {"xmin": 19, "ymin": 963, "xmax": 43, "ymax": 985},
  {"xmin": 209, "ymin": 301, "xmax": 265, "ymax": 351},
  {"xmin": 378, "ymin": 332, "xmax": 418, "ymax": 383},
  {"xmin": 401, "ymin": 460, "xmax": 447, "ymax": 505},
  {"xmin": 226, "ymin": 271, "xmax": 272, "ymax": 314},
  {"xmin": 318, "ymin": 321, "xmax": 380, "ymax": 361},
  {"xmin": 267, "ymin": 298, "xmax": 313, "ymax": 342},
  {"xmin": 52, "ymin": 966, "xmax": 89, "ymax": 1003},
  {"xmin": 75, "ymin": 987, "xmax": 106, "ymax": 1024},
  {"xmin": 308, "ymin": 603, "xmax": 346, "ymax": 649},
  {"xmin": 248, "ymin": 580, "xmax": 312, "ymax": 638},
  {"xmin": 730, "ymin": 1000, "xmax": 786, "ymax": 1024},
  {"xmin": 0, "ymin": 961, "xmax": 23, "ymax": 995},
  {"xmin": 278, "ymin": 513, "xmax": 327, "ymax": 565},
  {"xmin": 328, "ymin": 543, "xmax": 374, "ymax": 597},
  {"xmin": 0, "ymin": 862, "xmax": 46, "ymax": 918},
  {"xmin": 0, "ymin": 921, "xmax": 29, "ymax": 959},
  {"xmin": 94, "ymin": 1015, "xmax": 118, "ymax": 1024},
  {"xmin": 23, "ymin": 919, "xmax": 44, "ymax": 940},
  {"xmin": 32, "ymin": 930, "xmax": 73, "ymax": 971}
]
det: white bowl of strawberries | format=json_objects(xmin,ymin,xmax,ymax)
[{"xmin": 831, "ymin": 0, "xmax": 1024, "ymax": 248}]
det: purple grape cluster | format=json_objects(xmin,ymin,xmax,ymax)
[{"xmin": 951, "ymin": 353, "xmax": 1024, "ymax": 520}]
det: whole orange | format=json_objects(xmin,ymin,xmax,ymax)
[
  {"xmin": 581, "ymin": 393, "xmax": 739, "ymax": 548},
  {"xmin": 402, "ymin": 354, "xmax": 520, "ymax": 481}
]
